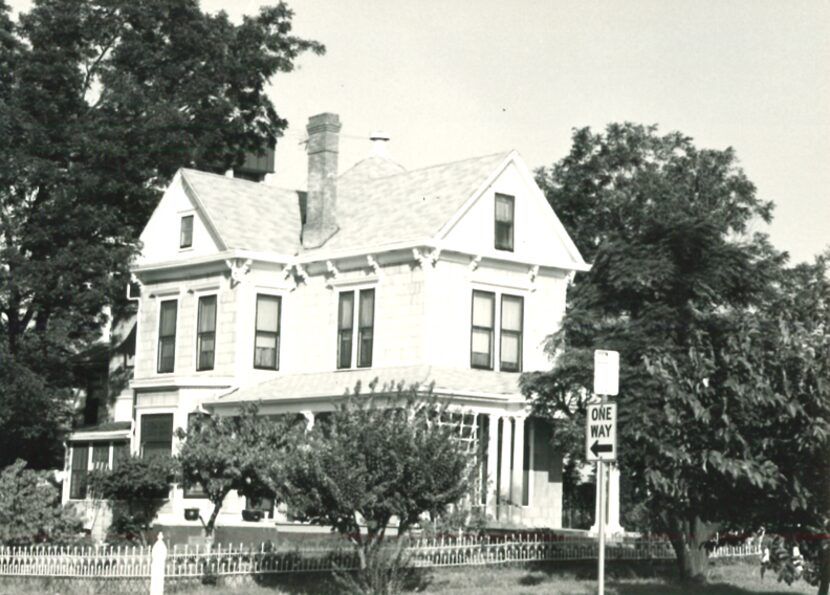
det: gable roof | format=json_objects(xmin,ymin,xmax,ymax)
[
  {"xmin": 180, "ymin": 169, "xmax": 302, "ymax": 255},
  {"xmin": 304, "ymin": 151, "xmax": 511, "ymax": 254}
]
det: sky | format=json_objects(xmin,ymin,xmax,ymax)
[{"xmin": 10, "ymin": 0, "xmax": 830, "ymax": 263}]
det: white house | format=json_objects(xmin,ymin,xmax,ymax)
[{"xmin": 63, "ymin": 113, "xmax": 593, "ymax": 534}]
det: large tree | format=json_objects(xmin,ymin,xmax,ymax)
[
  {"xmin": 0, "ymin": 0, "xmax": 322, "ymax": 467},
  {"xmin": 525, "ymin": 123, "xmax": 790, "ymax": 582}
]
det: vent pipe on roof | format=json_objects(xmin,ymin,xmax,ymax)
[
  {"xmin": 369, "ymin": 130, "xmax": 390, "ymax": 159},
  {"xmin": 302, "ymin": 113, "xmax": 341, "ymax": 249}
]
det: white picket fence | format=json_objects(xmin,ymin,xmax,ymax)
[{"xmin": 0, "ymin": 532, "xmax": 763, "ymax": 586}]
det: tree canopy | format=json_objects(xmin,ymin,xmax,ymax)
[
  {"xmin": 281, "ymin": 386, "xmax": 474, "ymax": 568},
  {"xmin": 0, "ymin": 0, "xmax": 322, "ymax": 468},
  {"xmin": 525, "ymin": 123, "xmax": 803, "ymax": 582}
]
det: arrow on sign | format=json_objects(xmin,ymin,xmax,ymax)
[{"xmin": 590, "ymin": 441, "xmax": 613, "ymax": 458}]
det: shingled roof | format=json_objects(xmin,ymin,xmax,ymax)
[
  {"xmin": 178, "ymin": 151, "xmax": 511, "ymax": 257},
  {"xmin": 209, "ymin": 365, "xmax": 523, "ymax": 406}
]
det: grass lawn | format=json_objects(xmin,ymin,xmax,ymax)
[{"xmin": 0, "ymin": 560, "xmax": 816, "ymax": 594}]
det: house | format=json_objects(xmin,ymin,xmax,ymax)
[{"xmin": 63, "ymin": 112, "xmax": 593, "ymax": 533}]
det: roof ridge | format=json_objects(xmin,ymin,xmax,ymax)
[
  {"xmin": 360, "ymin": 150, "xmax": 511, "ymax": 182},
  {"xmin": 181, "ymin": 167, "xmax": 302, "ymax": 195}
]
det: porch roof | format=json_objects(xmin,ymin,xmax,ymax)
[{"xmin": 208, "ymin": 365, "xmax": 524, "ymax": 406}]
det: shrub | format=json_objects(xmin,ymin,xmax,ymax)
[{"xmin": 0, "ymin": 459, "xmax": 83, "ymax": 545}]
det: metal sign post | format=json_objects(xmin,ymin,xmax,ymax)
[{"xmin": 590, "ymin": 349, "xmax": 619, "ymax": 595}]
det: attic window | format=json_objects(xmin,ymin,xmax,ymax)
[
  {"xmin": 494, "ymin": 194, "xmax": 514, "ymax": 251},
  {"xmin": 180, "ymin": 215, "xmax": 194, "ymax": 249}
]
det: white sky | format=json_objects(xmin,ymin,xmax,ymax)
[{"xmin": 11, "ymin": 0, "xmax": 830, "ymax": 263}]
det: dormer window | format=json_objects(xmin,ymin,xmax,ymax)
[
  {"xmin": 180, "ymin": 215, "xmax": 194, "ymax": 249},
  {"xmin": 494, "ymin": 194, "xmax": 514, "ymax": 251}
]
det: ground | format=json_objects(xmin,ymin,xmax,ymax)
[{"xmin": 0, "ymin": 559, "xmax": 815, "ymax": 595}]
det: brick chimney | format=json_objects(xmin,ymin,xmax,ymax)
[{"xmin": 302, "ymin": 113, "xmax": 341, "ymax": 248}]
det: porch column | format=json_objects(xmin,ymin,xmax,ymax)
[
  {"xmin": 486, "ymin": 414, "xmax": 499, "ymax": 518},
  {"xmin": 606, "ymin": 463, "xmax": 624, "ymax": 534},
  {"xmin": 499, "ymin": 416, "xmax": 513, "ymax": 513},
  {"xmin": 511, "ymin": 416, "xmax": 526, "ymax": 509},
  {"xmin": 590, "ymin": 462, "xmax": 624, "ymax": 535}
]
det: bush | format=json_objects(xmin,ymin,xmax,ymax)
[
  {"xmin": 333, "ymin": 538, "xmax": 421, "ymax": 595},
  {"xmin": 0, "ymin": 459, "xmax": 83, "ymax": 545},
  {"xmin": 88, "ymin": 455, "xmax": 175, "ymax": 544}
]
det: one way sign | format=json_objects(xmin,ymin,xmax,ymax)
[{"xmin": 586, "ymin": 403, "xmax": 617, "ymax": 462}]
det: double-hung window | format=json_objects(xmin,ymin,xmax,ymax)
[
  {"xmin": 69, "ymin": 444, "xmax": 89, "ymax": 500},
  {"xmin": 470, "ymin": 292, "xmax": 524, "ymax": 371},
  {"xmin": 196, "ymin": 295, "xmax": 217, "ymax": 371},
  {"xmin": 254, "ymin": 295, "xmax": 280, "ymax": 369},
  {"xmin": 157, "ymin": 300, "xmax": 177, "ymax": 373},
  {"xmin": 500, "ymin": 295, "xmax": 523, "ymax": 372},
  {"xmin": 471, "ymin": 291, "xmax": 495, "ymax": 369},
  {"xmin": 494, "ymin": 194, "xmax": 515, "ymax": 251},
  {"xmin": 337, "ymin": 289, "xmax": 375, "ymax": 369},
  {"xmin": 180, "ymin": 215, "xmax": 194, "ymax": 249},
  {"xmin": 140, "ymin": 414, "xmax": 174, "ymax": 460}
]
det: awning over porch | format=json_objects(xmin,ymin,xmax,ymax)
[
  {"xmin": 208, "ymin": 365, "xmax": 525, "ymax": 407},
  {"xmin": 68, "ymin": 420, "xmax": 132, "ymax": 442}
]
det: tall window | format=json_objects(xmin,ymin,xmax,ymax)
[
  {"xmin": 500, "ymin": 295, "xmax": 523, "ymax": 372},
  {"xmin": 338, "ymin": 290, "xmax": 375, "ymax": 369},
  {"xmin": 140, "ymin": 414, "xmax": 174, "ymax": 460},
  {"xmin": 337, "ymin": 292, "xmax": 354, "ymax": 369},
  {"xmin": 357, "ymin": 289, "xmax": 375, "ymax": 368},
  {"xmin": 254, "ymin": 295, "xmax": 280, "ymax": 369},
  {"xmin": 69, "ymin": 444, "xmax": 89, "ymax": 500},
  {"xmin": 494, "ymin": 194, "xmax": 514, "ymax": 251},
  {"xmin": 180, "ymin": 215, "xmax": 194, "ymax": 248},
  {"xmin": 471, "ymin": 291, "xmax": 495, "ymax": 369},
  {"xmin": 196, "ymin": 295, "xmax": 217, "ymax": 371},
  {"xmin": 157, "ymin": 300, "xmax": 177, "ymax": 373}
]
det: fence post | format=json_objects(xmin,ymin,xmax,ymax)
[{"xmin": 150, "ymin": 532, "xmax": 167, "ymax": 595}]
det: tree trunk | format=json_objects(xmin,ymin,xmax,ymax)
[
  {"xmin": 668, "ymin": 515, "xmax": 713, "ymax": 584},
  {"xmin": 817, "ymin": 541, "xmax": 830, "ymax": 595}
]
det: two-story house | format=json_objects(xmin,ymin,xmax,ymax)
[{"xmin": 63, "ymin": 113, "xmax": 590, "ymax": 533}]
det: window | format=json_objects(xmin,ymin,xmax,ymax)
[
  {"xmin": 500, "ymin": 295, "xmax": 523, "ymax": 372},
  {"xmin": 69, "ymin": 444, "xmax": 89, "ymax": 500},
  {"xmin": 157, "ymin": 300, "xmax": 177, "ymax": 373},
  {"xmin": 69, "ymin": 441, "xmax": 128, "ymax": 499},
  {"xmin": 140, "ymin": 414, "xmax": 174, "ymax": 460},
  {"xmin": 253, "ymin": 295, "xmax": 280, "ymax": 369},
  {"xmin": 357, "ymin": 289, "xmax": 375, "ymax": 368},
  {"xmin": 337, "ymin": 292, "xmax": 354, "ymax": 369},
  {"xmin": 495, "ymin": 194, "xmax": 514, "ymax": 251},
  {"xmin": 338, "ymin": 289, "xmax": 375, "ymax": 369},
  {"xmin": 245, "ymin": 495, "xmax": 275, "ymax": 518},
  {"xmin": 196, "ymin": 295, "xmax": 217, "ymax": 371},
  {"xmin": 180, "ymin": 215, "xmax": 194, "ymax": 249},
  {"xmin": 471, "ymin": 291, "xmax": 495, "ymax": 369}
]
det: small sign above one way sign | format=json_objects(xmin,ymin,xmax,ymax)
[
  {"xmin": 586, "ymin": 402, "xmax": 617, "ymax": 462},
  {"xmin": 594, "ymin": 349, "xmax": 619, "ymax": 396}
]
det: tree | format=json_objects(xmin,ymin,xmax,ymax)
[
  {"xmin": 281, "ymin": 385, "xmax": 474, "ymax": 570},
  {"xmin": 0, "ymin": 459, "xmax": 83, "ymax": 545},
  {"xmin": 175, "ymin": 403, "xmax": 298, "ymax": 538},
  {"xmin": 0, "ymin": 0, "xmax": 323, "ymax": 468},
  {"xmin": 526, "ymin": 123, "xmax": 788, "ymax": 582},
  {"xmin": 89, "ymin": 454, "xmax": 176, "ymax": 544}
]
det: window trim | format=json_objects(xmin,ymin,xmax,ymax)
[
  {"xmin": 139, "ymin": 413, "xmax": 174, "ymax": 460},
  {"xmin": 156, "ymin": 299, "xmax": 178, "ymax": 374},
  {"xmin": 337, "ymin": 291, "xmax": 355, "ymax": 369},
  {"xmin": 253, "ymin": 293, "xmax": 281, "ymax": 370},
  {"xmin": 356, "ymin": 288, "xmax": 375, "ymax": 369},
  {"xmin": 179, "ymin": 214, "xmax": 194, "ymax": 249},
  {"xmin": 470, "ymin": 290, "xmax": 496, "ymax": 370},
  {"xmin": 499, "ymin": 294, "xmax": 524, "ymax": 372},
  {"xmin": 195, "ymin": 294, "xmax": 217, "ymax": 372},
  {"xmin": 494, "ymin": 193, "xmax": 515, "ymax": 252}
]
